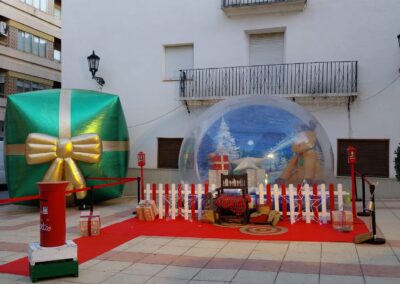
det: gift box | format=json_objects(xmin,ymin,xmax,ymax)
[
  {"xmin": 208, "ymin": 170, "xmax": 228, "ymax": 187},
  {"xmin": 246, "ymin": 168, "xmax": 266, "ymax": 188},
  {"xmin": 136, "ymin": 200, "xmax": 157, "ymax": 221},
  {"xmin": 139, "ymin": 200, "xmax": 158, "ymax": 216},
  {"xmin": 143, "ymin": 206, "xmax": 156, "ymax": 221},
  {"xmin": 209, "ymin": 155, "xmax": 229, "ymax": 170},
  {"xmin": 201, "ymin": 210, "xmax": 215, "ymax": 223},
  {"xmin": 332, "ymin": 210, "xmax": 353, "ymax": 232},
  {"xmin": 4, "ymin": 89, "xmax": 129, "ymax": 204},
  {"xmin": 136, "ymin": 205, "xmax": 145, "ymax": 220},
  {"xmin": 80, "ymin": 211, "xmax": 101, "ymax": 236}
]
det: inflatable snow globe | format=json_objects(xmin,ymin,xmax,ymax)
[{"xmin": 179, "ymin": 96, "xmax": 334, "ymax": 190}]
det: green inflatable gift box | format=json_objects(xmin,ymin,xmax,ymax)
[{"xmin": 5, "ymin": 89, "xmax": 129, "ymax": 204}]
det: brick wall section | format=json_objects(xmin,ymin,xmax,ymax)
[
  {"xmin": 47, "ymin": 41, "xmax": 54, "ymax": 60},
  {"xmin": 5, "ymin": 76, "xmax": 17, "ymax": 96},
  {"xmin": 8, "ymin": 26, "xmax": 18, "ymax": 49}
]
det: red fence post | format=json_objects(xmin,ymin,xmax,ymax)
[
  {"xmin": 165, "ymin": 184, "xmax": 169, "ymax": 218},
  {"xmin": 329, "ymin": 184, "xmax": 335, "ymax": 220},
  {"xmin": 191, "ymin": 184, "xmax": 196, "ymax": 220},
  {"xmin": 267, "ymin": 184, "xmax": 272, "ymax": 208},
  {"xmin": 178, "ymin": 184, "xmax": 182, "ymax": 218},
  {"xmin": 152, "ymin": 183, "xmax": 156, "ymax": 202},
  {"xmin": 281, "ymin": 184, "xmax": 287, "ymax": 221},
  {"xmin": 312, "ymin": 184, "xmax": 319, "ymax": 221},
  {"xmin": 297, "ymin": 184, "xmax": 302, "ymax": 220}
]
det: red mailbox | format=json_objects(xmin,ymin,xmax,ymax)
[
  {"xmin": 347, "ymin": 146, "xmax": 357, "ymax": 165},
  {"xmin": 38, "ymin": 181, "xmax": 69, "ymax": 247}
]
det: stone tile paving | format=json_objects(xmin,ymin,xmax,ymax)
[{"xmin": 0, "ymin": 197, "xmax": 400, "ymax": 283}]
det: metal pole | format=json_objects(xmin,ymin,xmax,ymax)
[
  {"xmin": 366, "ymin": 184, "xmax": 385, "ymax": 244},
  {"xmin": 361, "ymin": 175, "xmax": 366, "ymax": 212},
  {"xmin": 89, "ymin": 186, "xmax": 94, "ymax": 212},
  {"xmin": 354, "ymin": 167, "xmax": 362, "ymax": 201},
  {"xmin": 357, "ymin": 174, "xmax": 370, "ymax": 216},
  {"xmin": 132, "ymin": 177, "xmax": 141, "ymax": 215},
  {"xmin": 137, "ymin": 177, "xmax": 141, "ymax": 202}
]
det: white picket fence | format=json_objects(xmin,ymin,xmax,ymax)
[{"xmin": 144, "ymin": 183, "xmax": 349, "ymax": 224}]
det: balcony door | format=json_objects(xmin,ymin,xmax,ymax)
[
  {"xmin": 249, "ymin": 33, "xmax": 284, "ymax": 95},
  {"xmin": 249, "ymin": 33, "xmax": 284, "ymax": 65}
]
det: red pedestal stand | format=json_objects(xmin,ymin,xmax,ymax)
[
  {"xmin": 347, "ymin": 146, "xmax": 357, "ymax": 222},
  {"xmin": 38, "ymin": 181, "xmax": 68, "ymax": 247},
  {"xmin": 29, "ymin": 181, "xmax": 78, "ymax": 282}
]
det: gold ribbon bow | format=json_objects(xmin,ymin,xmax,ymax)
[{"xmin": 25, "ymin": 133, "xmax": 102, "ymax": 199}]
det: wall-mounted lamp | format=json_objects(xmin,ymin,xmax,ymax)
[
  {"xmin": 87, "ymin": 50, "xmax": 105, "ymax": 87},
  {"xmin": 397, "ymin": 34, "xmax": 400, "ymax": 48},
  {"xmin": 398, "ymin": 34, "xmax": 400, "ymax": 73}
]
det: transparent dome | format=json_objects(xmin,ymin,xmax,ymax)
[{"xmin": 179, "ymin": 96, "xmax": 334, "ymax": 187}]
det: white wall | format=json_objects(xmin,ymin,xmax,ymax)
[{"xmin": 62, "ymin": 0, "xmax": 400, "ymax": 177}]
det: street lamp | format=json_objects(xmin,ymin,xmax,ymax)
[
  {"xmin": 397, "ymin": 34, "xmax": 400, "ymax": 73},
  {"xmin": 87, "ymin": 50, "xmax": 105, "ymax": 87},
  {"xmin": 137, "ymin": 152, "xmax": 146, "ymax": 200}
]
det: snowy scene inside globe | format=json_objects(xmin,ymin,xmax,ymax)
[{"xmin": 179, "ymin": 96, "xmax": 334, "ymax": 190}]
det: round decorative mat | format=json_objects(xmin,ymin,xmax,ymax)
[{"xmin": 239, "ymin": 225, "xmax": 288, "ymax": 236}]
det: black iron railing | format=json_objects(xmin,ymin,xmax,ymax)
[
  {"xmin": 222, "ymin": 0, "xmax": 290, "ymax": 8},
  {"xmin": 180, "ymin": 61, "xmax": 357, "ymax": 99}
]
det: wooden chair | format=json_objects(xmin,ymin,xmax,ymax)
[{"xmin": 214, "ymin": 174, "xmax": 250, "ymax": 224}]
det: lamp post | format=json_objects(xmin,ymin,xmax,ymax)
[
  {"xmin": 137, "ymin": 152, "xmax": 146, "ymax": 201},
  {"xmin": 87, "ymin": 51, "xmax": 105, "ymax": 87},
  {"xmin": 398, "ymin": 34, "xmax": 400, "ymax": 73}
]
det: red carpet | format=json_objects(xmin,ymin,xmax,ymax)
[{"xmin": 0, "ymin": 217, "xmax": 369, "ymax": 276}]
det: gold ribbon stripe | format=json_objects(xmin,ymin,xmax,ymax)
[{"xmin": 5, "ymin": 141, "xmax": 129, "ymax": 155}]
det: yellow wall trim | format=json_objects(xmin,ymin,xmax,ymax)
[
  {"xmin": 7, "ymin": 71, "xmax": 53, "ymax": 86},
  {"xmin": 8, "ymin": 20, "xmax": 54, "ymax": 42}
]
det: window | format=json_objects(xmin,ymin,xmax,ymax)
[
  {"xmin": 0, "ymin": 75, "xmax": 5, "ymax": 96},
  {"xmin": 337, "ymin": 139, "xmax": 389, "ymax": 177},
  {"xmin": 54, "ymin": 49, "xmax": 61, "ymax": 61},
  {"xmin": 16, "ymin": 79, "xmax": 49, "ymax": 93},
  {"xmin": 249, "ymin": 32, "xmax": 284, "ymax": 65},
  {"xmin": 164, "ymin": 44, "xmax": 193, "ymax": 80},
  {"xmin": 54, "ymin": 6, "xmax": 61, "ymax": 18},
  {"xmin": 32, "ymin": 36, "xmax": 39, "ymax": 55},
  {"xmin": 157, "ymin": 138, "xmax": 183, "ymax": 169},
  {"xmin": 17, "ymin": 31, "xmax": 47, "ymax": 58},
  {"xmin": 53, "ymin": 38, "xmax": 61, "ymax": 62},
  {"xmin": 39, "ymin": 38, "xmax": 46, "ymax": 57},
  {"xmin": 21, "ymin": 0, "xmax": 48, "ymax": 12},
  {"xmin": 24, "ymin": 32, "xmax": 32, "ymax": 53}
]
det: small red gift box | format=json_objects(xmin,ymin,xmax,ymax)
[
  {"xmin": 80, "ymin": 211, "xmax": 101, "ymax": 236},
  {"xmin": 209, "ymin": 155, "xmax": 229, "ymax": 170}
]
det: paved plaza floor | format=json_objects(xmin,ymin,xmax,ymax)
[{"xmin": 0, "ymin": 193, "xmax": 400, "ymax": 284}]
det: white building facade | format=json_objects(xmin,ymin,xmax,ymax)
[{"xmin": 62, "ymin": 0, "xmax": 400, "ymax": 195}]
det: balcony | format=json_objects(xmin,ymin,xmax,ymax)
[
  {"xmin": 179, "ymin": 61, "xmax": 358, "ymax": 104},
  {"xmin": 222, "ymin": 0, "xmax": 307, "ymax": 16}
]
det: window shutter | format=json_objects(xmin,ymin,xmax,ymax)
[
  {"xmin": 337, "ymin": 139, "xmax": 389, "ymax": 177},
  {"xmin": 158, "ymin": 138, "xmax": 183, "ymax": 169},
  {"xmin": 165, "ymin": 45, "xmax": 193, "ymax": 80},
  {"xmin": 250, "ymin": 33, "xmax": 284, "ymax": 65}
]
